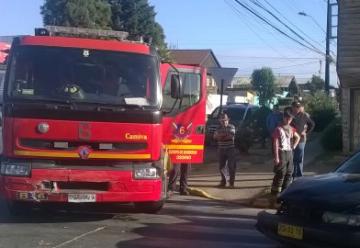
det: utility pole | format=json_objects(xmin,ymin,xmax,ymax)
[
  {"xmin": 325, "ymin": 0, "xmax": 331, "ymax": 95},
  {"xmin": 219, "ymin": 79, "xmax": 224, "ymax": 114}
]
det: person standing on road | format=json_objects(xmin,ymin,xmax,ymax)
[
  {"xmin": 213, "ymin": 113, "xmax": 237, "ymax": 188},
  {"xmin": 168, "ymin": 163, "xmax": 191, "ymax": 195},
  {"xmin": 271, "ymin": 109, "xmax": 300, "ymax": 195},
  {"xmin": 291, "ymin": 101, "xmax": 315, "ymax": 180}
]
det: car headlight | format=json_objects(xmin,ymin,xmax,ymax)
[
  {"xmin": 322, "ymin": 211, "xmax": 360, "ymax": 226},
  {"xmin": 134, "ymin": 167, "xmax": 159, "ymax": 179},
  {"xmin": 1, "ymin": 163, "xmax": 31, "ymax": 177}
]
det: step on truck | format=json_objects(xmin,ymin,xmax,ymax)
[{"xmin": 0, "ymin": 26, "xmax": 206, "ymax": 214}]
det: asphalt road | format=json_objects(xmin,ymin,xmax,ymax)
[{"xmin": 0, "ymin": 194, "xmax": 278, "ymax": 248}]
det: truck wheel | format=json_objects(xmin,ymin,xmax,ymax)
[
  {"xmin": 134, "ymin": 200, "xmax": 164, "ymax": 214},
  {"xmin": 7, "ymin": 201, "xmax": 32, "ymax": 216}
]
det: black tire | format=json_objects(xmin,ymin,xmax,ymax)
[
  {"xmin": 134, "ymin": 200, "xmax": 164, "ymax": 214},
  {"xmin": 7, "ymin": 201, "xmax": 33, "ymax": 216}
]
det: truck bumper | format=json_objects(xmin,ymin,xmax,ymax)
[{"xmin": 0, "ymin": 168, "xmax": 163, "ymax": 203}]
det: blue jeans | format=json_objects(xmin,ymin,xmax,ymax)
[{"xmin": 293, "ymin": 142, "xmax": 306, "ymax": 178}]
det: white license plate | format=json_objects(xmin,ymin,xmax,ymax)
[{"xmin": 68, "ymin": 194, "xmax": 96, "ymax": 203}]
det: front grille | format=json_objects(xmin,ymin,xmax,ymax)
[
  {"xmin": 57, "ymin": 182, "xmax": 109, "ymax": 191},
  {"xmin": 278, "ymin": 202, "xmax": 324, "ymax": 223},
  {"xmin": 20, "ymin": 139, "xmax": 147, "ymax": 151}
]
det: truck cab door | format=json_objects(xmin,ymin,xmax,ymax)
[{"xmin": 161, "ymin": 64, "xmax": 206, "ymax": 164}]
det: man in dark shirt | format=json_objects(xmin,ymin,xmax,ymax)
[
  {"xmin": 213, "ymin": 113, "xmax": 237, "ymax": 188},
  {"xmin": 291, "ymin": 101, "xmax": 315, "ymax": 179}
]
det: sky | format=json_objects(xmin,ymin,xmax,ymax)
[{"xmin": 0, "ymin": 0, "xmax": 338, "ymax": 85}]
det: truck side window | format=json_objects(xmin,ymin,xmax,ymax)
[{"xmin": 162, "ymin": 72, "xmax": 201, "ymax": 112}]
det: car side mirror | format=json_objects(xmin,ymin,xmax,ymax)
[{"xmin": 170, "ymin": 74, "xmax": 183, "ymax": 99}]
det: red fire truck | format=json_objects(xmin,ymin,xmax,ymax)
[{"xmin": 0, "ymin": 26, "xmax": 206, "ymax": 214}]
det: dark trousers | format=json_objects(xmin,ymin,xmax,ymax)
[
  {"xmin": 168, "ymin": 163, "xmax": 190, "ymax": 192},
  {"xmin": 218, "ymin": 147, "xmax": 237, "ymax": 186},
  {"xmin": 293, "ymin": 142, "xmax": 306, "ymax": 178},
  {"xmin": 271, "ymin": 150, "xmax": 293, "ymax": 194}
]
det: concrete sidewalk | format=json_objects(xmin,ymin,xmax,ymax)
[
  {"xmin": 189, "ymin": 146, "xmax": 274, "ymax": 204},
  {"xmin": 186, "ymin": 136, "xmax": 343, "ymax": 207}
]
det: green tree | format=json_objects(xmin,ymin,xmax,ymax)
[
  {"xmin": 41, "ymin": 0, "xmax": 112, "ymax": 29},
  {"xmin": 306, "ymin": 75, "xmax": 325, "ymax": 93},
  {"xmin": 108, "ymin": 0, "xmax": 168, "ymax": 58},
  {"xmin": 305, "ymin": 91, "xmax": 338, "ymax": 131},
  {"xmin": 251, "ymin": 67, "xmax": 278, "ymax": 106},
  {"xmin": 41, "ymin": 0, "xmax": 169, "ymax": 59},
  {"xmin": 288, "ymin": 77, "xmax": 301, "ymax": 97}
]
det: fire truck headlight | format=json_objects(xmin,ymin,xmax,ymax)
[
  {"xmin": 134, "ymin": 167, "xmax": 159, "ymax": 179},
  {"xmin": 1, "ymin": 163, "xmax": 31, "ymax": 177}
]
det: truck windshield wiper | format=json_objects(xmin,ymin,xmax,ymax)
[
  {"xmin": 75, "ymin": 101, "xmax": 152, "ymax": 111},
  {"xmin": 11, "ymin": 96, "xmax": 76, "ymax": 107}
]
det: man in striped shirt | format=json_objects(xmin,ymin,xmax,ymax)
[
  {"xmin": 271, "ymin": 108, "xmax": 300, "ymax": 195},
  {"xmin": 213, "ymin": 113, "xmax": 237, "ymax": 188}
]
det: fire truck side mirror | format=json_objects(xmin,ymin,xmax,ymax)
[{"xmin": 170, "ymin": 74, "xmax": 183, "ymax": 99}]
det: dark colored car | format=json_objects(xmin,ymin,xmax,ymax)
[
  {"xmin": 256, "ymin": 151, "xmax": 360, "ymax": 248},
  {"xmin": 205, "ymin": 103, "xmax": 258, "ymax": 147}
]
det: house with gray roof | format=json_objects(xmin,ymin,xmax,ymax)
[{"xmin": 169, "ymin": 49, "xmax": 238, "ymax": 92}]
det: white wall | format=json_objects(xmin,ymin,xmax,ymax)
[{"xmin": 206, "ymin": 94, "xmax": 228, "ymax": 115}]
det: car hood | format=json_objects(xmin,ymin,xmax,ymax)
[{"xmin": 279, "ymin": 173, "xmax": 360, "ymax": 210}]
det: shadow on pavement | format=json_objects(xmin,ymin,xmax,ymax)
[
  {"xmin": 0, "ymin": 200, "xmax": 145, "ymax": 224},
  {"xmin": 115, "ymin": 201, "xmax": 275, "ymax": 248},
  {"xmin": 186, "ymin": 184, "xmax": 268, "ymax": 190},
  {"xmin": 188, "ymin": 178, "xmax": 273, "ymax": 183},
  {"xmin": 163, "ymin": 198, "xmax": 257, "ymax": 220},
  {"xmin": 190, "ymin": 173, "xmax": 274, "ymax": 178}
]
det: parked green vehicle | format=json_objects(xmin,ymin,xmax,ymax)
[{"xmin": 205, "ymin": 103, "xmax": 259, "ymax": 153}]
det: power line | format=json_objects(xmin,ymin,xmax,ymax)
[
  {"xmin": 262, "ymin": 0, "xmax": 325, "ymax": 49},
  {"xmin": 224, "ymin": 0, "xmax": 290, "ymax": 59},
  {"xmin": 217, "ymin": 55, "xmax": 322, "ymax": 60},
  {"xmin": 249, "ymin": 0, "xmax": 324, "ymax": 54},
  {"xmin": 230, "ymin": 62, "xmax": 319, "ymax": 71},
  {"xmin": 298, "ymin": 11, "xmax": 326, "ymax": 34},
  {"xmin": 271, "ymin": 61, "xmax": 319, "ymax": 70},
  {"xmin": 232, "ymin": 0, "xmax": 326, "ymax": 56},
  {"xmin": 226, "ymin": 0, "xmax": 305, "ymax": 57},
  {"xmin": 238, "ymin": 3, "xmax": 321, "ymax": 58},
  {"xmin": 229, "ymin": 0, "xmax": 308, "ymax": 56}
]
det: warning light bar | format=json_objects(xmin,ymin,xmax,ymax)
[{"xmin": 35, "ymin": 26, "xmax": 129, "ymax": 40}]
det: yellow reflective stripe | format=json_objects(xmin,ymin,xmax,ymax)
[
  {"xmin": 14, "ymin": 150, "xmax": 78, "ymax": 158},
  {"xmin": 164, "ymin": 145, "xmax": 204, "ymax": 150},
  {"xmin": 89, "ymin": 153, "xmax": 151, "ymax": 159},
  {"xmin": 14, "ymin": 150, "xmax": 151, "ymax": 160}
]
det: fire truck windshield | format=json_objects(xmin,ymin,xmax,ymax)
[{"xmin": 7, "ymin": 45, "xmax": 160, "ymax": 108}]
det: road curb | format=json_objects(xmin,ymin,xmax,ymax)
[
  {"xmin": 187, "ymin": 186, "xmax": 278, "ymax": 209},
  {"xmin": 187, "ymin": 187, "xmax": 222, "ymax": 200},
  {"xmin": 247, "ymin": 188, "xmax": 279, "ymax": 209}
]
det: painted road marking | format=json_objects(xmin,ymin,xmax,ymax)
[{"xmin": 51, "ymin": 226, "xmax": 106, "ymax": 248}]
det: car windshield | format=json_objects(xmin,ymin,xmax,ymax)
[
  {"xmin": 224, "ymin": 108, "xmax": 246, "ymax": 121},
  {"xmin": 336, "ymin": 152, "xmax": 360, "ymax": 174},
  {"xmin": 7, "ymin": 45, "xmax": 160, "ymax": 107}
]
